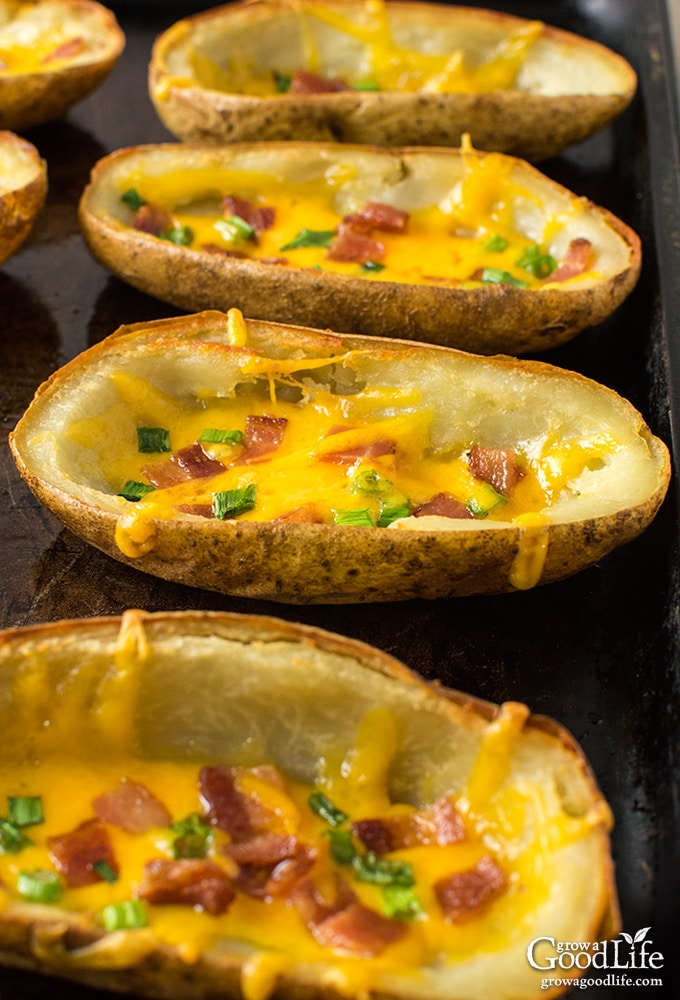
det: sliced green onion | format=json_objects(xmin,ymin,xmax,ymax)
[
  {"xmin": 515, "ymin": 245, "xmax": 556, "ymax": 278},
  {"xmin": 137, "ymin": 427, "xmax": 171, "ymax": 453},
  {"xmin": 361, "ymin": 260, "xmax": 385, "ymax": 272},
  {"xmin": 308, "ymin": 792, "xmax": 348, "ymax": 828},
  {"xmin": 92, "ymin": 859, "xmax": 119, "ymax": 883},
  {"xmin": 0, "ymin": 818, "xmax": 32, "ymax": 854},
  {"xmin": 280, "ymin": 228, "xmax": 335, "ymax": 251},
  {"xmin": 274, "ymin": 72, "xmax": 292, "ymax": 92},
  {"xmin": 354, "ymin": 80, "xmax": 380, "ymax": 91},
  {"xmin": 100, "ymin": 899, "xmax": 148, "ymax": 932},
  {"xmin": 212, "ymin": 483, "xmax": 257, "ymax": 520},
  {"xmin": 171, "ymin": 813, "xmax": 213, "ymax": 859},
  {"xmin": 377, "ymin": 498, "xmax": 410, "ymax": 527},
  {"xmin": 160, "ymin": 225, "xmax": 194, "ymax": 246},
  {"xmin": 215, "ymin": 214, "xmax": 255, "ymax": 243},
  {"xmin": 484, "ymin": 234, "xmax": 509, "ymax": 253},
  {"xmin": 382, "ymin": 883, "xmax": 424, "ymax": 920},
  {"xmin": 333, "ymin": 508, "xmax": 375, "ymax": 527},
  {"xmin": 325, "ymin": 829, "xmax": 358, "ymax": 866},
  {"xmin": 199, "ymin": 428, "xmax": 244, "ymax": 446},
  {"xmin": 466, "ymin": 483, "xmax": 507, "ymax": 518},
  {"xmin": 352, "ymin": 851, "xmax": 415, "ymax": 887},
  {"xmin": 351, "ymin": 469, "xmax": 393, "ymax": 496},
  {"xmin": 118, "ymin": 480, "xmax": 155, "ymax": 502},
  {"xmin": 120, "ymin": 188, "xmax": 146, "ymax": 211},
  {"xmin": 8, "ymin": 796, "xmax": 43, "ymax": 827},
  {"xmin": 480, "ymin": 268, "xmax": 529, "ymax": 288},
  {"xmin": 17, "ymin": 870, "xmax": 63, "ymax": 903}
]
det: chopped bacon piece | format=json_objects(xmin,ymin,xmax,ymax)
[
  {"xmin": 310, "ymin": 901, "xmax": 407, "ymax": 956},
  {"xmin": 274, "ymin": 503, "xmax": 325, "ymax": 523},
  {"xmin": 222, "ymin": 196, "xmax": 275, "ymax": 234},
  {"xmin": 328, "ymin": 227, "xmax": 385, "ymax": 264},
  {"xmin": 413, "ymin": 492, "xmax": 474, "ymax": 519},
  {"xmin": 174, "ymin": 503, "xmax": 214, "ymax": 518},
  {"xmin": 41, "ymin": 37, "xmax": 85, "ymax": 63},
  {"xmin": 289, "ymin": 873, "xmax": 356, "ymax": 927},
  {"xmin": 137, "ymin": 858, "xmax": 234, "ymax": 915},
  {"xmin": 225, "ymin": 835, "xmax": 316, "ymax": 899},
  {"xmin": 199, "ymin": 764, "xmax": 287, "ymax": 841},
  {"xmin": 144, "ymin": 444, "xmax": 225, "ymax": 489},
  {"xmin": 344, "ymin": 202, "xmax": 409, "ymax": 234},
  {"xmin": 133, "ymin": 202, "xmax": 173, "ymax": 236},
  {"xmin": 237, "ymin": 415, "xmax": 288, "ymax": 464},
  {"xmin": 467, "ymin": 445, "xmax": 522, "ymax": 496},
  {"xmin": 92, "ymin": 778, "xmax": 172, "ymax": 834},
  {"xmin": 353, "ymin": 796, "xmax": 465, "ymax": 854},
  {"xmin": 289, "ymin": 69, "xmax": 349, "ymax": 93},
  {"xmin": 434, "ymin": 855, "xmax": 507, "ymax": 922},
  {"xmin": 548, "ymin": 238, "xmax": 593, "ymax": 282},
  {"xmin": 225, "ymin": 833, "xmax": 299, "ymax": 867},
  {"xmin": 48, "ymin": 819, "xmax": 119, "ymax": 888},
  {"xmin": 319, "ymin": 438, "xmax": 396, "ymax": 465}
]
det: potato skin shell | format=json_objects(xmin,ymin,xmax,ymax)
[
  {"xmin": 0, "ymin": 131, "xmax": 47, "ymax": 264},
  {"xmin": 149, "ymin": 1, "xmax": 637, "ymax": 161}
]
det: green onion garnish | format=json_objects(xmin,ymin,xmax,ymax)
[
  {"xmin": 466, "ymin": 483, "xmax": 507, "ymax": 518},
  {"xmin": 333, "ymin": 508, "xmax": 375, "ymax": 527},
  {"xmin": 92, "ymin": 859, "xmax": 119, "ymax": 883},
  {"xmin": 0, "ymin": 818, "xmax": 32, "ymax": 853},
  {"xmin": 160, "ymin": 225, "xmax": 194, "ymax": 247},
  {"xmin": 354, "ymin": 80, "xmax": 380, "ymax": 91},
  {"xmin": 120, "ymin": 188, "xmax": 146, "ymax": 211},
  {"xmin": 325, "ymin": 829, "xmax": 358, "ymax": 866},
  {"xmin": 274, "ymin": 73, "xmax": 292, "ymax": 93},
  {"xmin": 484, "ymin": 234, "xmax": 509, "ymax": 253},
  {"xmin": 100, "ymin": 900, "xmax": 148, "ymax": 932},
  {"xmin": 480, "ymin": 268, "xmax": 529, "ymax": 288},
  {"xmin": 198, "ymin": 428, "xmax": 244, "ymax": 446},
  {"xmin": 215, "ymin": 215, "xmax": 255, "ymax": 243},
  {"xmin": 171, "ymin": 813, "xmax": 213, "ymax": 859},
  {"xmin": 516, "ymin": 245, "xmax": 556, "ymax": 279},
  {"xmin": 382, "ymin": 883, "xmax": 424, "ymax": 920},
  {"xmin": 377, "ymin": 498, "xmax": 410, "ymax": 527},
  {"xmin": 17, "ymin": 870, "xmax": 63, "ymax": 903},
  {"xmin": 308, "ymin": 792, "xmax": 348, "ymax": 828},
  {"xmin": 8, "ymin": 796, "xmax": 43, "ymax": 828},
  {"xmin": 212, "ymin": 483, "xmax": 257, "ymax": 520},
  {"xmin": 352, "ymin": 851, "xmax": 415, "ymax": 887},
  {"xmin": 280, "ymin": 229, "xmax": 336, "ymax": 251},
  {"xmin": 137, "ymin": 427, "xmax": 171, "ymax": 453},
  {"xmin": 118, "ymin": 480, "xmax": 155, "ymax": 502},
  {"xmin": 351, "ymin": 469, "xmax": 393, "ymax": 496},
  {"xmin": 362, "ymin": 261, "xmax": 385, "ymax": 273}
]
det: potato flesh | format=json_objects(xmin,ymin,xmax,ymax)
[
  {"xmin": 0, "ymin": 0, "xmax": 114, "ymax": 72},
  {"xmin": 0, "ymin": 131, "xmax": 41, "ymax": 191}
]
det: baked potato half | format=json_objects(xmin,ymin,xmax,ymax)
[
  {"xmin": 0, "ymin": 608, "xmax": 620, "ymax": 999},
  {"xmin": 9, "ymin": 309, "xmax": 670, "ymax": 604},
  {"xmin": 0, "ymin": 129, "xmax": 46, "ymax": 264},
  {"xmin": 0, "ymin": 0, "xmax": 125, "ymax": 132},
  {"xmin": 78, "ymin": 140, "xmax": 641, "ymax": 355},
  {"xmin": 148, "ymin": 0, "xmax": 636, "ymax": 161}
]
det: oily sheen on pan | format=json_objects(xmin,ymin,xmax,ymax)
[
  {"xmin": 0, "ymin": 609, "xmax": 619, "ymax": 1000},
  {"xmin": 77, "ymin": 139, "xmax": 641, "ymax": 355},
  {"xmin": 0, "ymin": 0, "xmax": 125, "ymax": 132},
  {"xmin": 9, "ymin": 309, "xmax": 670, "ymax": 604},
  {"xmin": 148, "ymin": 0, "xmax": 636, "ymax": 161}
]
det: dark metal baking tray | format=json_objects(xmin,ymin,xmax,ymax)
[{"xmin": 0, "ymin": 1, "xmax": 678, "ymax": 997}]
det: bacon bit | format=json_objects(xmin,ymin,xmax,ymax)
[
  {"xmin": 199, "ymin": 764, "xmax": 287, "ymax": 841},
  {"xmin": 289, "ymin": 69, "xmax": 349, "ymax": 93},
  {"xmin": 237, "ymin": 415, "xmax": 288, "ymax": 464},
  {"xmin": 174, "ymin": 503, "xmax": 214, "ymax": 518},
  {"xmin": 41, "ymin": 37, "xmax": 85, "ymax": 64},
  {"xmin": 344, "ymin": 202, "xmax": 409, "ymax": 234},
  {"xmin": 311, "ymin": 901, "xmax": 408, "ymax": 956},
  {"xmin": 92, "ymin": 779, "xmax": 172, "ymax": 834},
  {"xmin": 289, "ymin": 873, "xmax": 356, "ymax": 927},
  {"xmin": 328, "ymin": 227, "xmax": 385, "ymax": 264},
  {"xmin": 133, "ymin": 202, "xmax": 174, "ymax": 236},
  {"xmin": 318, "ymin": 439, "xmax": 396, "ymax": 465},
  {"xmin": 144, "ymin": 444, "xmax": 225, "ymax": 489},
  {"xmin": 137, "ymin": 858, "xmax": 235, "ymax": 915},
  {"xmin": 467, "ymin": 445, "xmax": 523, "ymax": 496},
  {"xmin": 273, "ymin": 503, "xmax": 325, "ymax": 523},
  {"xmin": 413, "ymin": 492, "xmax": 474, "ymax": 519},
  {"xmin": 48, "ymin": 819, "xmax": 119, "ymax": 888},
  {"xmin": 434, "ymin": 855, "xmax": 507, "ymax": 922},
  {"xmin": 225, "ymin": 833, "xmax": 300, "ymax": 867},
  {"xmin": 353, "ymin": 796, "xmax": 465, "ymax": 854},
  {"xmin": 222, "ymin": 196, "xmax": 275, "ymax": 234},
  {"xmin": 225, "ymin": 835, "xmax": 316, "ymax": 899},
  {"xmin": 201, "ymin": 243, "xmax": 249, "ymax": 258},
  {"xmin": 548, "ymin": 238, "xmax": 593, "ymax": 282}
]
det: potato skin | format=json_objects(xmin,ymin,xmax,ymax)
[
  {"xmin": 149, "ymin": 1, "xmax": 637, "ymax": 161},
  {"xmin": 9, "ymin": 311, "xmax": 670, "ymax": 604},
  {"xmin": 0, "ymin": 131, "xmax": 47, "ymax": 264},
  {"xmin": 78, "ymin": 141, "xmax": 642, "ymax": 356},
  {"xmin": 0, "ymin": 609, "xmax": 620, "ymax": 999},
  {"xmin": 0, "ymin": 0, "xmax": 125, "ymax": 132}
]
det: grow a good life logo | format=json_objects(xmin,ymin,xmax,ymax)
[{"xmin": 527, "ymin": 927, "xmax": 665, "ymax": 990}]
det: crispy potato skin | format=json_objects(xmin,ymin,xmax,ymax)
[
  {"xmin": 9, "ymin": 311, "xmax": 671, "ymax": 604},
  {"xmin": 0, "ymin": 131, "xmax": 47, "ymax": 264},
  {"xmin": 0, "ymin": 609, "xmax": 619, "ymax": 999},
  {"xmin": 0, "ymin": 0, "xmax": 125, "ymax": 132},
  {"xmin": 149, "ymin": 1, "xmax": 636, "ymax": 161},
  {"xmin": 78, "ymin": 142, "xmax": 642, "ymax": 356}
]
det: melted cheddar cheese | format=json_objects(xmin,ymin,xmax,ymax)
[{"xmin": 0, "ymin": 2, "xmax": 87, "ymax": 74}]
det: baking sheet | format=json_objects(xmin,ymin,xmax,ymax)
[{"xmin": 1, "ymin": 1, "xmax": 679, "ymax": 997}]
